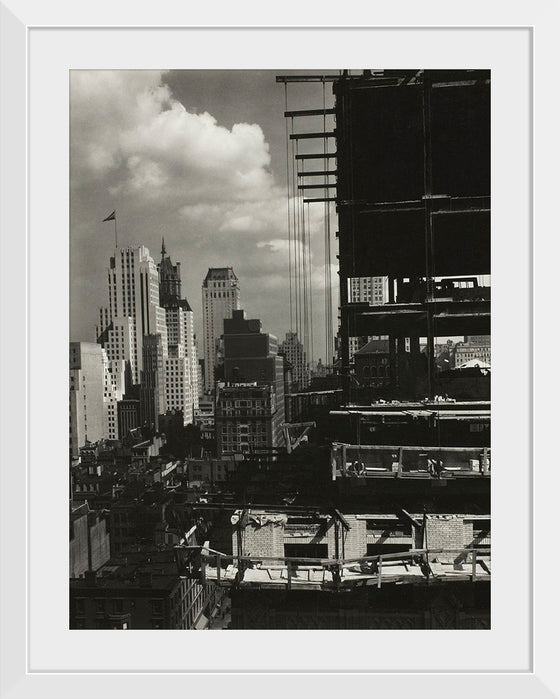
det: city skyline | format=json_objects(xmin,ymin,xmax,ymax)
[{"xmin": 70, "ymin": 70, "xmax": 339, "ymax": 362}]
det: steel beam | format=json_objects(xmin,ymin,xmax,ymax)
[
  {"xmin": 298, "ymin": 170, "xmax": 337, "ymax": 177},
  {"xmin": 276, "ymin": 75, "xmax": 341, "ymax": 83},
  {"xmin": 284, "ymin": 108, "xmax": 336, "ymax": 117},
  {"xmin": 296, "ymin": 152, "xmax": 337, "ymax": 160},
  {"xmin": 290, "ymin": 131, "xmax": 335, "ymax": 140}
]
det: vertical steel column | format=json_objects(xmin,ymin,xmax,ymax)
[
  {"xmin": 422, "ymin": 73, "xmax": 435, "ymax": 399},
  {"xmin": 335, "ymin": 77, "xmax": 353, "ymax": 402}
]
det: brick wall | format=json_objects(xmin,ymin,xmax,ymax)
[
  {"xmin": 425, "ymin": 515, "xmax": 465, "ymax": 551},
  {"xmin": 234, "ymin": 521, "xmax": 285, "ymax": 560},
  {"xmin": 462, "ymin": 520, "xmax": 474, "ymax": 547},
  {"xmin": 342, "ymin": 516, "xmax": 367, "ymax": 559}
]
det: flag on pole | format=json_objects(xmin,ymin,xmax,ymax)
[{"xmin": 102, "ymin": 210, "xmax": 116, "ymax": 222}]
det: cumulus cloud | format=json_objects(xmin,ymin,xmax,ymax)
[
  {"xmin": 71, "ymin": 70, "xmax": 275, "ymax": 207},
  {"xmin": 70, "ymin": 70, "xmax": 338, "ymax": 358}
]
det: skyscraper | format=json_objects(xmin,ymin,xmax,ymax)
[
  {"xmin": 158, "ymin": 240, "xmax": 199, "ymax": 423},
  {"xmin": 139, "ymin": 334, "xmax": 165, "ymax": 432},
  {"xmin": 215, "ymin": 310, "xmax": 285, "ymax": 457},
  {"xmin": 97, "ymin": 246, "xmax": 168, "ymax": 386},
  {"xmin": 202, "ymin": 267, "xmax": 240, "ymax": 393},
  {"xmin": 279, "ymin": 332, "xmax": 310, "ymax": 392},
  {"xmin": 95, "ymin": 243, "xmax": 198, "ymax": 431}
]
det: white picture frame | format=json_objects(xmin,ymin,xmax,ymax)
[{"xmin": 1, "ymin": 2, "xmax": 555, "ymax": 697}]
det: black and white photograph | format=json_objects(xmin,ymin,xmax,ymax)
[{"xmin": 68, "ymin": 68, "xmax": 492, "ymax": 631}]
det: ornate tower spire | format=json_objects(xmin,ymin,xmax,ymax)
[{"xmin": 161, "ymin": 237, "xmax": 166, "ymax": 259}]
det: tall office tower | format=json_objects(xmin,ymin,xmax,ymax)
[
  {"xmin": 97, "ymin": 246, "xmax": 168, "ymax": 386},
  {"xmin": 347, "ymin": 276, "xmax": 388, "ymax": 358},
  {"xmin": 69, "ymin": 342, "xmax": 124, "ymax": 457},
  {"xmin": 102, "ymin": 351, "xmax": 125, "ymax": 442},
  {"xmin": 158, "ymin": 240, "xmax": 198, "ymax": 423},
  {"xmin": 202, "ymin": 267, "xmax": 240, "ymax": 393},
  {"xmin": 139, "ymin": 334, "xmax": 166, "ymax": 432},
  {"xmin": 279, "ymin": 332, "xmax": 310, "ymax": 392},
  {"xmin": 215, "ymin": 310, "xmax": 285, "ymax": 456}
]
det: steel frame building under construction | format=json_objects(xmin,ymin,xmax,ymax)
[{"xmin": 176, "ymin": 70, "xmax": 491, "ymax": 630}]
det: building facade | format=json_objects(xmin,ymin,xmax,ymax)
[
  {"xmin": 215, "ymin": 384, "xmax": 281, "ymax": 456},
  {"xmin": 69, "ymin": 549, "xmax": 223, "ymax": 630},
  {"xmin": 347, "ymin": 276, "xmax": 388, "ymax": 358},
  {"xmin": 454, "ymin": 342, "xmax": 491, "ymax": 368},
  {"xmin": 214, "ymin": 309, "xmax": 286, "ymax": 456},
  {"xmin": 202, "ymin": 267, "xmax": 240, "ymax": 393},
  {"xmin": 139, "ymin": 334, "xmax": 165, "ymax": 432},
  {"xmin": 97, "ymin": 246, "xmax": 168, "ymax": 386},
  {"xmin": 69, "ymin": 503, "xmax": 111, "ymax": 578},
  {"xmin": 94, "ymin": 243, "xmax": 198, "ymax": 434},
  {"xmin": 353, "ymin": 339, "xmax": 391, "ymax": 388},
  {"xmin": 70, "ymin": 342, "xmax": 124, "ymax": 457},
  {"xmin": 158, "ymin": 239, "xmax": 199, "ymax": 423},
  {"xmin": 279, "ymin": 331, "xmax": 310, "ymax": 393}
]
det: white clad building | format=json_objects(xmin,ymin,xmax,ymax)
[
  {"xmin": 202, "ymin": 267, "xmax": 240, "ymax": 393},
  {"xmin": 97, "ymin": 246, "xmax": 168, "ymax": 385},
  {"xmin": 69, "ymin": 342, "xmax": 123, "ymax": 457},
  {"xmin": 102, "ymin": 354, "xmax": 125, "ymax": 441},
  {"xmin": 158, "ymin": 241, "xmax": 199, "ymax": 424},
  {"xmin": 279, "ymin": 332, "xmax": 310, "ymax": 392}
]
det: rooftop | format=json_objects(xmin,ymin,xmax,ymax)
[
  {"xmin": 70, "ymin": 549, "xmax": 181, "ymax": 592},
  {"xmin": 204, "ymin": 267, "xmax": 238, "ymax": 282}
]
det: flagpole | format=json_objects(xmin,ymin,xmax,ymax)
[{"xmin": 114, "ymin": 215, "xmax": 118, "ymax": 249}]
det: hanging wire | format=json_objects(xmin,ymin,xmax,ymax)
[
  {"xmin": 294, "ymin": 137, "xmax": 303, "ymax": 346},
  {"xmin": 299, "ymin": 149, "xmax": 309, "ymax": 358},
  {"xmin": 284, "ymin": 84, "xmax": 294, "ymax": 333},
  {"xmin": 290, "ymin": 119, "xmax": 301, "ymax": 343},
  {"xmin": 306, "ymin": 202, "xmax": 314, "ymax": 366},
  {"xmin": 322, "ymin": 81, "xmax": 334, "ymax": 367}
]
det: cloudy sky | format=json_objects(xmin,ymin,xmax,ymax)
[{"xmin": 70, "ymin": 69, "xmax": 338, "ymax": 362}]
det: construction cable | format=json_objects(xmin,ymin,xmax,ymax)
[
  {"xmin": 323, "ymin": 81, "xmax": 330, "ymax": 366},
  {"xmin": 294, "ymin": 138, "xmax": 304, "ymax": 347},
  {"xmin": 284, "ymin": 84, "xmax": 294, "ymax": 333},
  {"xmin": 299, "ymin": 150, "xmax": 309, "ymax": 358},
  {"xmin": 290, "ymin": 119, "xmax": 301, "ymax": 343},
  {"xmin": 305, "ymin": 202, "xmax": 314, "ymax": 366}
]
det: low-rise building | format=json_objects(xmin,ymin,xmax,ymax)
[
  {"xmin": 215, "ymin": 383, "xmax": 283, "ymax": 457},
  {"xmin": 454, "ymin": 342, "xmax": 491, "ymax": 368},
  {"xmin": 70, "ymin": 548, "xmax": 223, "ymax": 630},
  {"xmin": 69, "ymin": 503, "xmax": 111, "ymax": 578},
  {"xmin": 184, "ymin": 458, "xmax": 237, "ymax": 485},
  {"xmin": 353, "ymin": 339, "xmax": 390, "ymax": 388}
]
